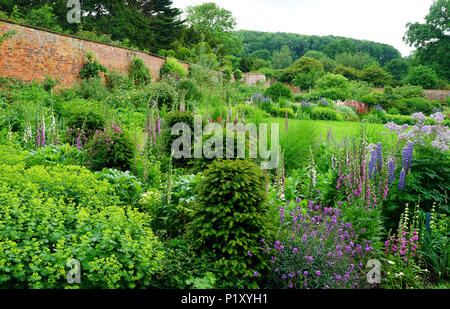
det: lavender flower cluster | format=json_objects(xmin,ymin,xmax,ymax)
[
  {"xmin": 264, "ymin": 200, "xmax": 373, "ymax": 289},
  {"xmin": 385, "ymin": 112, "xmax": 449, "ymax": 153},
  {"xmin": 318, "ymin": 98, "xmax": 329, "ymax": 106},
  {"xmin": 301, "ymin": 101, "xmax": 311, "ymax": 107},
  {"xmin": 251, "ymin": 93, "xmax": 270, "ymax": 104},
  {"xmin": 374, "ymin": 105, "xmax": 384, "ymax": 112}
]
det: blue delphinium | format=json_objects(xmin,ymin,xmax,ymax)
[
  {"xmin": 402, "ymin": 141, "xmax": 414, "ymax": 172},
  {"xmin": 319, "ymin": 98, "xmax": 329, "ymax": 106},
  {"xmin": 301, "ymin": 101, "xmax": 311, "ymax": 107},
  {"xmin": 388, "ymin": 159, "xmax": 395, "ymax": 186},
  {"xmin": 399, "ymin": 168, "xmax": 406, "ymax": 191},
  {"xmin": 374, "ymin": 105, "xmax": 384, "ymax": 112},
  {"xmin": 376, "ymin": 142, "xmax": 383, "ymax": 172}
]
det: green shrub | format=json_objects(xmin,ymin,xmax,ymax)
[
  {"xmin": 186, "ymin": 159, "xmax": 272, "ymax": 288},
  {"xmin": 42, "ymin": 75, "xmax": 59, "ymax": 92},
  {"xmin": 79, "ymin": 52, "xmax": 107, "ymax": 80},
  {"xmin": 160, "ymin": 57, "xmax": 188, "ymax": 78},
  {"xmin": 393, "ymin": 85, "xmax": 425, "ymax": 99},
  {"xmin": 279, "ymin": 120, "xmax": 318, "ymax": 172},
  {"xmin": 0, "ymin": 178, "xmax": 164, "ymax": 288},
  {"xmin": 129, "ymin": 57, "xmax": 152, "ymax": 87},
  {"xmin": 85, "ymin": 125, "xmax": 135, "ymax": 172},
  {"xmin": 277, "ymin": 107, "xmax": 295, "ymax": 118},
  {"xmin": 403, "ymin": 65, "xmax": 440, "ymax": 89},
  {"xmin": 311, "ymin": 107, "xmax": 342, "ymax": 121},
  {"xmin": 147, "ymin": 81, "xmax": 178, "ymax": 109},
  {"xmin": 105, "ymin": 70, "xmax": 131, "ymax": 91},
  {"xmin": 161, "ymin": 111, "xmax": 195, "ymax": 167},
  {"xmin": 145, "ymin": 174, "xmax": 198, "ymax": 238},
  {"xmin": 264, "ymin": 82, "xmax": 292, "ymax": 102},
  {"xmin": 178, "ymin": 79, "xmax": 202, "ymax": 101},
  {"xmin": 395, "ymin": 98, "xmax": 433, "ymax": 115},
  {"xmin": 73, "ymin": 78, "xmax": 110, "ymax": 101},
  {"xmin": 0, "ymin": 144, "xmax": 28, "ymax": 165},
  {"xmin": 233, "ymin": 69, "xmax": 243, "ymax": 82},
  {"xmin": 66, "ymin": 107, "xmax": 106, "ymax": 136},
  {"xmin": 384, "ymin": 114, "xmax": 414, "ymax": 125},
  {"xmin": 176, "ymin": 47, "xmax": 191, "ymax": 61},
  {"xmin": 0, "ymin": 163, "xmax": 117, "ymax": 210},
  {"xmin": 387, "ymin": 107, "xmax": 400, "ymax": 115}
]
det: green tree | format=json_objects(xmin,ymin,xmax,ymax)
[
  {"xmin": 186, "ymin": 2, "xmax": 236, "ymax": 34},
  {"xmin": 403, "ymin": 65, "xmax": 440, "ymax": 89},
  {"xmin": 334, "ymin": 52, "xmax": 377, "ymax": 70},
  {"xmin": 332, "ymin": 64, "xmax": 362, "ymax": 80},
  {"xmin": 384, "ymin": 58, "xmax": 410, "ymax": 82},
  {"xmin": 272, "ymin": 45, "xmax": 293, "ymax": 69},
  {"xmin": 281, "ymin": 56, "xmax": 324, "ymax": 82},
  {"xmin": 360, "ymin": 65, "xmax": 392, "ymax": 87},
  {"xmin": 323, "ymin": 39, "xmax": 357, "ymax": 58},
  {"xmin": 136, "ymin": 0, "xmax": 184, "ymax": 51},
  {"xmin": 184, "ymin": 2, "xmax": 241, "ymax": 63},
  {"xmin": 404, "ymin": 0, "xmax": 450, "ymax": 81}
]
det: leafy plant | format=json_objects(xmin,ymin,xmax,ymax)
[
  {"xmin": 79, "ymin": 52, "xmax": 107, "ymax": 80},
  {"xmin": 129, "ymin": 57, "xmax": 152, "ymax": 87},
  {"xmin": 186, "ymin": 159, "xmax": 273, "ymax": 288},
  {"xmin": 95, "ymin": 168, "xmax": 143, "ymax": 207}
]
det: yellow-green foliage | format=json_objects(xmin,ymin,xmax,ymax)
[
  {"xmin": 0, "ymin": 146, "xmax": 164, "ymax": 288},
  {"xmin": 161, "ymin": 57, "xmax": 188, "ymax": 78}
]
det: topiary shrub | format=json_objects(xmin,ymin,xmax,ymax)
[
  {"xmin": 85, "ymin": 125, "xmax": 135, "ymax": 172},
  {"xmin": 160, "ymin": 57, "xmax": 188, "ymax": 78},
  {"xmin": 186, "ymin": 159, "xmax": 273, "ymax": 288},
  {"xmin": 129, "ymin": 57, "xmax": 152, "ymax": 87},
  {"xmin": 264, "ymin": 82, "xmax": 292, "ymax": 102}
]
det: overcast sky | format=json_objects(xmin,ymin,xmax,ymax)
[{"xmin": 172, "ymin": 0, "xmax": 434, "ymax": 57}]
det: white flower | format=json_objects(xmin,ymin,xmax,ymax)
[{"xmin": 387, "ymin": 260, "xmax": 395, "ymax": 265}]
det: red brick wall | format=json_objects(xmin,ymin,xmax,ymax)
[{"xmin": 0, "ymin": 19, "xmax": 174, "ymax": 87}]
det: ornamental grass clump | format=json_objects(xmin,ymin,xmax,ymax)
[{"xmin": 264, "ymin": 200, "xmax": 374, "ymax": 289}]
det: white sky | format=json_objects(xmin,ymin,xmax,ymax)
[{"xmin": 172, "ymin": 0, "xmax": 434, "ymax": 57}]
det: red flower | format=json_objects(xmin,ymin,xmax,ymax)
[{"xmin": 217, "ymin": 117, "xmax": 221, "ymax": 122}]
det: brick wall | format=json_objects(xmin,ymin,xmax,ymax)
[{"xmin": 0, "ymin": 19, "xmax": 176, "ymax": 88}]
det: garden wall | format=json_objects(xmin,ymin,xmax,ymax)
[
  {"xmin": 0, "ymin": 19, "xmax": 175, "ymax": 87},
  {"xmin": 373, "ymin": 87, "xmax": 450, "ymax": 102}
]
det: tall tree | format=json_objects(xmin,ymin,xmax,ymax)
[
  {"xmin": 404, "ymin": 0, "xmax": 450, "ymax": 81},
  {"xmin": 131, "ymin": 0, "xmax": 184, "ymax": 52},
  {"xmin": 184, "ymin": 2, "xmax": 241, "ymax": 63},
  {"xmin": 272, "ymin": 45, "xmax": 292, "ymax": 69}
]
